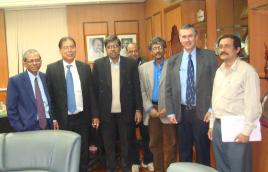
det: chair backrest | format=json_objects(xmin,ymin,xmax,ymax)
[
  {"xmin": 167, "ymin": 162, "xmax": 218, "ymax": 172},
  {"xmin": 0, "ymin": 130, "xmax": 81, "ymax": 172}
]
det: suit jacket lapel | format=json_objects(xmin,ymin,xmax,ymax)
[
  {"xmin": 75, "ymin": 61, "xmax": 85, "ymax": 93},
  {"xmin": 58, "ymin": 60, "xmax": 67, "ymax": 93},
  {"xmin": 148, "ymin": 61, "xmax": 154, "ymax": 89},
  {"xmin": 119, "ymin": 56, "xmax": 126, "ymax": 90},
  {"xmin": 196, "ymin": 48, "xmax": 204, "ymax": 86},
  {"xmin": 22, "ymin": 71, "xmax": 36, "ymax": 105},
  {"xmin": 174, "ymin": 53, "xmax": 183, "ymax": 89},
  {"xmin": 160, "ymin": 60, "xmax": 167, "ymax": 86},
  {"xmin": 104, "ymin": 57, "xmax": 112, "ymax": 87}
]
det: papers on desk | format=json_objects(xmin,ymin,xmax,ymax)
[{"xmin": 221, "ymin": 115, "xmax": 262, "ymax": 142}]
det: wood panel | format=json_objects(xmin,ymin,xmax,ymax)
[
  {"xmin": 67, "ymin": 3, "xmax": 146, "ymax": 62},
  {"xmin": 164, "ymin": 5, "xmax": 182, "ymax": 42},
  {"xmin": 83, "ymin": 22, "xmax": 108, "ymax": 35},
  {"xmin": 206, "ymin": 0, "xmax": 217, "ymax": 50},
  {"xmin": 145, "ymin": 17, "xmax": 152, "ymax": 60},
  {"xmin": 114, "ymin": 20, "xmax": 139, "ymax": 35},
  {"xmin": 181, "ymin": 0, "xmax": 206, "ymax": 25},
  {"xmin": 248, "ymin": 0, "xmax": 268, "ymax": 8},
  {"xmin": 248, "ymin": 9, "xmax": 268, "ymax": 74},
  {"xmin": 152, "ymin": 12, "xmax": 162, "ymax": 37},
  {"xmin": 0, "ymin": 91, "xmax": 7, "ymax": 103},
  {"xmin": 0, "ymin": 10, "xmax": 9, "ymax": 89}
]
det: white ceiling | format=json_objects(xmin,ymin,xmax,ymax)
[{"xmin": 0, "ymin": 0, "xmax": 146, "ymax": 9}]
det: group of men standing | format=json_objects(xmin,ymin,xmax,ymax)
[{"xmin": 6, "ymin": 23, "xmax": 262, "ymax": 172}]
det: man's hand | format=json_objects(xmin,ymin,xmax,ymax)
[
  {"xmin": 168, "ymin": 115, "xmax": 177, "ymax": 124},
  {"xmin": 158, "ymin": 108, "xmax": 166, "ymax": 118},
  {"xmin": 92, "ymin": 118, "xmax": 100, "ymax": 129},
  {"xmin": 203, "ymin": 112, "xmax": 211, "ymax": 123},
  {"xmin": 208, "ymin": 128, "xmax": 213, "ymax": 141},
  {"xmin": 149, "ymin": 108, "xmax": 159, "ymax": 118},
  {"xmin": 234, "ymin": 133, "xmax": 249, "ymax": 143},
  {"xmin": 135, "ymin": 111, "xmax": 142, "ymax": 124},
  {"xmin": 53, "ymin": 120, "xmax": 59, "ymax": 130}
]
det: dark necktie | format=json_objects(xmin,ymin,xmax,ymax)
[
  {"xmin": 66, "ymin": 65, "xmax": 76, "ymax": 113},
  {"xmin": 35, "ymin": 77, "xmax": 47, "ymax": 129},
  {"xmin": 186, "ymin": 54, "xmax": 195, "ymax": 106}
]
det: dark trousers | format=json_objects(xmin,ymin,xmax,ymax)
[
  {"xmin": 149, "ymin": 117, "xmax": 177, "ymax": 172},
  {"xmin": 67, "ymin": 112, "xmax": 89, "ymax": 172},
  {"xmin": 213, "ymin": 119, "xmax": 252, "ymax": 172},
  {"xmin": 101, "ymin": 113, "xmax": 132, "ymax": 172},
  {"xmin": 130, "ymin": 122, "xmax": 153, "ymax": 165},
  {"xmin": 177, "ymin": 105, "xmax": 210, "ymax": 165}
]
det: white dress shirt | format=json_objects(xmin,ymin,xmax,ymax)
[{"xmin": 63, "ymin": 60, "xmax": 83, "ymax": 115}]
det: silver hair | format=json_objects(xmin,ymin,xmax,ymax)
[{"xmin": 22, "ymin": 49, "xmax": 40, "ymax": 62}]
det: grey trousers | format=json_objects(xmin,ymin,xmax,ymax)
[{"xmin": 212, "ymin": 119, "xmax": 252, "ymax": 172}]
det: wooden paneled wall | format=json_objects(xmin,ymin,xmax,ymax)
[
  {"xmin": 67, "ymin": 3, "xmax": 146, "ymax": 62},
  {"xmin": 0, "ymin": 10, "xmax": 8, "ymax": 102}
]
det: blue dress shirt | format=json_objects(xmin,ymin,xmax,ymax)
[{"xmin": 152, "ymin": 59, "xmax": 164, "ymax": 102}]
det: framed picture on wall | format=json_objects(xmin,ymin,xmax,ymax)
[
  {"xmin": 117, "ymin": 34, "xmax": 137, "ymax": 57},
  {"xmin": 86, "ymin": 35, "xmax": 106, "ymax": 62}
]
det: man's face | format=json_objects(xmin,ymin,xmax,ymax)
[
  {"xmin": 127, "ymin": 44, "xmax": 140, "ymax": 60},
  {"xmin": 179, "ymin": 28, "xmax": 198, "ymax": 52},
  {"xmin": 24, "ymin": 52, "xmax": 42, "ymax": 75},
  {"xmin": 60, "ymin": 39, "xmax": 76, "ymax": 63},
  {"xmin": 93, "ymin": 39, "xmax": 103, "ymax": 52},
  {"xmin": 106, "ymin": 40, "xmax": 120, "ymax": 60},
  {"xmin": 150, "ymin": 43, "xmax": 165, "ymax": 60},
  {"xmin": 218, "ymin": 38, "xmax": 240, "ymax": 61}
]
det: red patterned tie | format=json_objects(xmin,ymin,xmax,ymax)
[{"xmin": 35, "ymin": 77, "xmax": 47, "ymax": 129}]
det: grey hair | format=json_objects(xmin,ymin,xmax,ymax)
[
  {"xmin": 22, "ymin": 49, "xmax": 40, "ymax": 62},
  {"xmin": 104, "ymin": 35, "xmax": 121, "ymax": 48},
  {"xmin": 148, "ymin": 36, "xmax": 166, "ymax": 50},
  {"xmin": 179, "ymin": 24, "xmax": 198, "ymax": 35}
]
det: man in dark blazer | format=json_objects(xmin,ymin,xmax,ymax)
[
  {"xmin": 46, "ymin": 36, "xmax": 99, "ymax": 172},
  {"xmin": 92, "ymin": 35, "xmax": 142, "ymax": 172},
  {"xmin": 7, "ymin": 49, "xmax": 53, "ymax": 131},
  {"xmin": 166, "ymin": 24, "xmax": 218, "ymax": 165}
]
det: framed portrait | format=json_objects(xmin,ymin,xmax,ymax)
[
  {"xmin": 86, "ymin": 35, "xmax": 106, "ymax": 62},
  {"xmin": 117, "ymin": 34, "xmax": 137, "ymax": 57}
]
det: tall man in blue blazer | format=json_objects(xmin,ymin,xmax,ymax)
[
  {"xmin": 92, "ymin": 35, "xmax": 143, "ymax": 172},
  {"xmin": 46, "ymin": 37, "xmax": 99, "ymax": 172},
  {"xmin": 7, "ymin": 49, "xmax": 53, "ymax": 131},
  {"xmin": 166, "ymin": 24, "xmax": 218, "ymax": 165}
]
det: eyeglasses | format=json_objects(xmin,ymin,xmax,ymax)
[
  {"xmin": 25, "ymin": 59, "xmax": 41, "ymax": 64},
  {"xmin": 106, "ymin": 44, "xmax": 119, "ymax": 49},
  {"xmin": 152, "ymin": 46, "xmax": 163, "ymax": 51},
  {"xmin": 61, "ymin": 45, "xmax": 75, "ymax": 50}
]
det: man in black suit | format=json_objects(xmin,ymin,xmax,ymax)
[
  {"xmin": 166, "ymin": 24, "xmax": 218, "ymax": 165},
  {"xmin": 92, "ymin": 35, "xmax": 142, "ymax": 172},
  {"xmin": 46, "ymin": 36, "xmax": 99, "ymax": 172}
]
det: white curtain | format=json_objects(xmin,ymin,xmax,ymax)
[{"xmin": 5, "ymin": 7, "xmax": 68, "ymax": 77}]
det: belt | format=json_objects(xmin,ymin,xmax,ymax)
[{"xmin": 181, "ymin": 104, "xmax": 196, "ymax": 111}]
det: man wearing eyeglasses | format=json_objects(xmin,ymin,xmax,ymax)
[
  {"xmin": 139, "ymin": 37, "xmax": 177, "ymax": 172},
  {"xmin": 166, "ymin": 24, "xmax": 218, "ymax": 165},
  {"xmin": 7, "ymin": 49, "xmax": 53, "ymax": 131},
  {"xmin": 92, "ymin": 35, "xmax": 142, "ymax": 172},
  {"xmin": 46, "ymin": 36, "xmax": 99, "ymax": 172}
]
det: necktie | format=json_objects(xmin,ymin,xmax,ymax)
[
  {"xmin": 186, "ymin": 54, "xmax": 195, "ymax": 106},
  {"xmin": 35, "ymin": 77, "xmax": 47, "ymax": 129},
  {"xmin": 66, "ymin": 65, "xmax": 76, "ymax": 113}
]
